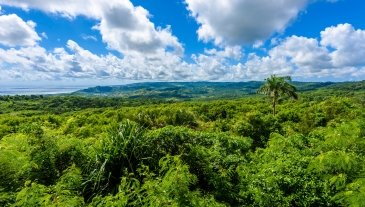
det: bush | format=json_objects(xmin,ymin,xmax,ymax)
[{"xmin": 83, "ymin": 120, "xmax": 146, "ymax": 198}]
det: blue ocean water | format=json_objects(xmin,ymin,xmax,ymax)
[{"xmin": 0, "ymin": 86, "xmax": 87, "ymax": 95}]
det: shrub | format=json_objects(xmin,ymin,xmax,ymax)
[{"xmin": 83, "ymin": 120, "xmax": 146, "ymax": 198}]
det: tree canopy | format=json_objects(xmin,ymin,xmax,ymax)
[
  {"xmin": 0, "ymin": 82, "xmax": 364, "ymax": 206},
  {"xmin": 257, "ymin": 75, "xmax": 298, "ymax": 115}
]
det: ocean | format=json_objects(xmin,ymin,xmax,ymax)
[{"xmin": 0, "ymin": 86, "xmax": 87, "ymax": 95}]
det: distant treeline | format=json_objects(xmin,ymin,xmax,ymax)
[
  {"xmin": 0, "ymin": 95, "xmax": 175, "ymax": 114},
  {"xmin": 73, "ymin": 81, "xmax": 365, "ymax": 99}
]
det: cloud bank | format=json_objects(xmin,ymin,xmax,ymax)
[
  {"xmin": 0, "ymin": 17, "xmax": 364, "ymax": 82},
  {"xmin": 0, "ymin": 0, "xmax": 364, "ymax": 83}
]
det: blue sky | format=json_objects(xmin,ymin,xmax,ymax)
[{"xmin": 0, "ymin": 0, "xmax": 365, "ymax": 86}]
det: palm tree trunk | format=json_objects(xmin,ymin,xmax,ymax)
[{"xmin": 272, "ymin": 95, "xmax": 277, "ymax": 115}]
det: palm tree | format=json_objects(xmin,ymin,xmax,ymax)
[{"xmin": 257, "ymin": 75, "xmax": 298, "ymax": 115}]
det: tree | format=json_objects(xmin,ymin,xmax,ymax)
[{"xmin": 257, "ymin": 75, "xmax": 298, "ymax": 115}]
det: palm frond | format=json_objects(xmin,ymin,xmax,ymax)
[{"xmin": 256, "ymin": 75, "xmax": 298, "ymax": 115}]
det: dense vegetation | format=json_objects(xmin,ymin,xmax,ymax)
[
  {"xmin": 0, "ymin": 81, "xmax": 365, "ymax": 206},
  {"xmin": 73, "ymin": 81, "xmax": 343, "ymax": 99}
]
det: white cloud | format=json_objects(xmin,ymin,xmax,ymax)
[
  {"xmin": 236, "ymin": 24, "xmax": 365, "ymax": 80},
  {"xmin": 0, "ymin": 38, "xmax": 244, "ymax": 82},
  {"xmin": 321, "ymin": 23, "xmax": 365, "ymax": 67},
  {"xmin": 185, "ymin": 0, "xmax": 309, "ymax": 46},
  {"xmin": 0, "ymin": 39, "xmax": 191, "ymax": 81},
  {"xmin": 190, "ymin": 46, "xmax": 244, "ymax": 80},
  {"xmin": 2, "ymin": 0, "xmax": 360, "ymax": 83},
  {"xmin": 270, "ymin": 36, "xmax": 332, "ymax": 70},
  {"xmin": 204, "ymin": 46, "xmax": 242, "ymax": 60},
  {"xmin": 1, "ymin": 23, "xmax": 365, "ymax": 83},
  {"xmin": 81, "ymin": 34, "xmax": 97, "ymax": 42},
  {"xmin": 95, "ymin": 2, "xmax": 183, "ymax": 56},
  {"xmin": 0, "ymin": 14, "xmax": 40, "ymax": 47},
  {"xmin": 0, "ymin": 5, "xmax": 364, "ymax": 83},
  {"xmin": 0, "ymin": 0, "xmax": 183, "ymax": 56}
]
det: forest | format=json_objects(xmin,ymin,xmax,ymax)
[{"xmin": 0, "ymin": 79, "xmax": 365, "ymax": 206}]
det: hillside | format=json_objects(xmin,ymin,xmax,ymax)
[{"xmin": 73, "ymin": 81, "xmax": 345, "ymax": 99}]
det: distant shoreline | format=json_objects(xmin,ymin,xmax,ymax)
[{"xmin": 0, "ymin": 86, "xmax": 87, "ymax": 96}]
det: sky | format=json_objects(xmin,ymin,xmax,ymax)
[{"xmin": 0, "ymin": 0, "xmax": 365, "ymax": 86}]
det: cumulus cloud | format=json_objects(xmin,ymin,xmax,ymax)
[
  {"xmin": 269, "ymin": 36, "xmax": 332, "ymax": 70},
  {"xmin": 0, "ymin": 38, "xmax": 243, "ymax": 82},
  {"xmin": 0, "ymin": 6, "xmax": 364, "ymax": 83},
  {"xmin": 185, "ymin": 0, "xmax": 309, "ymax": 46},
  {"xmin": 1, "ymin": 23, "xmax": 365, "ymax": 82},
  {"xmin": 238, "ymin": 24, "xmax": 365, "ymax": 80},
  {"xmin": 321, "ymin": 23, "xmax": 365, "ymax": 67},
  {"xmin": 191, "ymin": 46, "xmax": 243, "ymax": 80},
  {"xmin": 0, "ymin": 0, "xmax": 183, "ymax": 56},
  {"xmin": 0, "ymin": 39, "xmax": 191, "ymax": 81},
  {"xmin": 2, "ymin": 0, "xmax": 359, "ymax": 83},
  {"xmin": 0, "ymin": 14, "xmax": 40, "ymax": 47}
]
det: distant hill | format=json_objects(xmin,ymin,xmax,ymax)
[{"xmin": 73, "ymin": 81, "xmax": 364, "ymax": 99}]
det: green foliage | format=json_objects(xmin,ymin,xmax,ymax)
[
  {"xmin": 0, "ymin": 134, "xmax": 32, "ymax": 192},
  {"xmin": 334, "ymin": 178, "xmax": 365, "ymax": 206},
  {"xmin": 237, "ymin": 133, "xmax": 331, "ymax": 206},
  {"xmin": 89, "ymin": 155, "xmax": 226, "ymax": 207},
  {"xmin": 233, "ymin": 112, "xmax": 280, "ymax": 148},
  {"xmin": 14, "ymin": 166, "xmax": 84, "ymax": 207},
  {"xmin": 0, "ymin": 84, "xmax": 365, "ymax": 206},
  {"xmin": 83, "ymin": 120, "xmax": 146, "ymax": 198},
  {"xmin": 257, "ymin": 75, "xmax": 298, "ymax": 115},
  {"xmin": 166, "ymin": 109, "xmax": 198, "ymax": 128}
]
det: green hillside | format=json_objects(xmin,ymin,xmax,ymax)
[
  {"xmin": 74, "ymin": 81, "xmax": 345, "ymax": 99},
  {"xmin": 74, "ymin": 81, "xmax": 365, "ymax": 99}
]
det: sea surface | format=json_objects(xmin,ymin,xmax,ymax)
[{"xmin": 0, "ymin": 86, "xmax": 87, "ymax": 95}]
